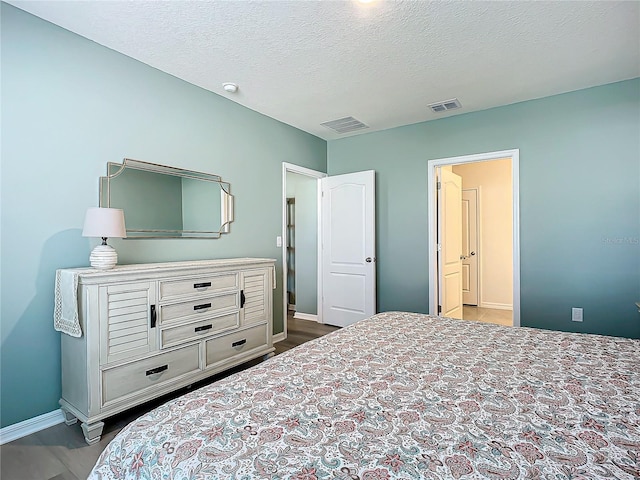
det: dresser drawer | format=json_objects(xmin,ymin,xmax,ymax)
[
  {"xmin": 159, "ymin": 273, "xmax": 239, "ymax": 300},
  {"xmin": 205, "ymin": 324, "xmax": 268, "ymax": 366},
  {"xmin": 160, "ymin": 312, "xmax": 239, "ymax": 348},
  {"xmin": 159, "ymin": 292, "xmax": 238, "ymax": 325},
  {"xmin": 102, "ymin": 344, "xmax": 200, "ymax": 405}
]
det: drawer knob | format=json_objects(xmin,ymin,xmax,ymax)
[
  {"xmin": 195, "ymin": 324, "xmax": 213, "ymax": 333},
  {"xmin": 232, "ymin": 339, "xmax": 247, "ymax": 348},
  {"xmin": 194, "ymin": 282, "xmax": 211, "ymax": 289},
  {"xmin": 146, "ymin": 365, "xmax": 168, "ymax": 376},
  {"xmin": 193, "ymin": 303, "xmax": 212, "ymax": 311}
]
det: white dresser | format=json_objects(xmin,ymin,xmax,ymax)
[{"xmin": 58, "ymin": 258, "xmax": 276, "ymax": 444}]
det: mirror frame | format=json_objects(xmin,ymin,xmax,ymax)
[{"xmin": 99, "ymin": 158, "xmax": 234, "ymax": 239}]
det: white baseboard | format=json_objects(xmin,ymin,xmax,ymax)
[
  {"xmin": 273, "ymin": 332, "xmax": 286, "ymax": 343},
  {"xmin": 293, "ymin": 312, "xmax": 318, "ymax": 322},
  {"xmin": 287, "ymin": 304, "xmax": 296, "ymax": 311},
  {"xmin": 480, "ymin": 302, "xmax": 513, "ymax": 311},
  {"xmin": 0, "ymin": 409, "xmax": 65, "ymax": 445}
]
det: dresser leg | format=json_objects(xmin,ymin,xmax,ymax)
[
  {"xmin": 263, "ymin": 352, "xmax": 275, "ymax": 360},
  {"xmin": 60, "ymin": 407, "xmax": 77, "ymax": 426},
  {"xmin": 81, "ymin": 421, "xmax": 105, "ymax": 445}
]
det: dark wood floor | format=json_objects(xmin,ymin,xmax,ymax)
[
  {"xmin": 274, "ymin": 314, "xmax": 339, "ymax": 354},
  {"xmin": 0, "ymin": 316, "xmax": 338, "ymax": 480}
]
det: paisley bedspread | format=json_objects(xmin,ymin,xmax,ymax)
[{"xmin": 89, "ymin": 312, "xmax": 640, "ymax": 479}]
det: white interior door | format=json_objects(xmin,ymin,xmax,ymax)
[
  {"xmin": 438, "ymin": 168, "xmax": 463, "ymax": 319},
  {"xmin": 321, "ymin": 171, "xmax": 375, "ymax": 327},
  {"xmin": 462, "ymin": 188, "xmax": 479, "ymax": 305}
]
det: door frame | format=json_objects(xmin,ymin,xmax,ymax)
[
  {"xmin": 279, "ymin": 162, "xmax": 327, "ymax": 342},
  {"xmin": 427, "ymin": 149, "xmax": 520, "ymax": 327}
]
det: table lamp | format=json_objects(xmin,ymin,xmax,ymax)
[{"xmin": 82, "ymin": 207, "xmax": 126, "ymax": 270}]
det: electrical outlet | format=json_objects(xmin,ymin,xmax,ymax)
[
  {"xmin": 571, "ymin": 307, "xmax": 583, "ymax": 322},
  {"xmin": 276, "ymin": 236, "xmax": 282, "ymax": 248}
]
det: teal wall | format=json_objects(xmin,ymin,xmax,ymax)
[
  {"xmin": 328, "ymin": 79, "xmax": 640, "ymax": 340},
  {"xmin": 0, "ymin": 4, "xmax": 326, "ymax": 428}
]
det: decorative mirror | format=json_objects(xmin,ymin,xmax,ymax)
[{"xmin": 99, "ymin": 159, "xmax": 233, "ymax": 238}]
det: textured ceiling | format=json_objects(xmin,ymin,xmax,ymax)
[{"xmin": 7, "ymin": 0, "xmax": 640, "ymax": 140}]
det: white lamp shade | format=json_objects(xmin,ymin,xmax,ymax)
[{"xmin": 82, "ymin": 207, "xmax": 126, "ymax": 238}]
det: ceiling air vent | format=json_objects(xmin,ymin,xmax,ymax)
[
  {"xmin": 428, "ymin": 98, "xmax": 462, "ymax": 113},
  {"xmin": 321, "ymin": 116, "xmax": 369, "ymax": 134}
]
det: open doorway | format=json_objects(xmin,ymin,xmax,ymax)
[
  {"xmin": 427, "ymin": 149, "xmax": 520, "ymax": 327},
  {"xmin": 280, "ymin": 163, "xmax": 377, "ymax": 338},
  {"xmin": 279, "ymin": 163, "xmax": 326, "ymax": 343}
]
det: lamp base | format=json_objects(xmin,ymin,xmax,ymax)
[{"xmin": 89, "ymin": 244, "xmax": 118, "ymax": 270}]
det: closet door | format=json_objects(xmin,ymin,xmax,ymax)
[{"xmin": 321, "ymin": 170, "xmax": 376, "ymax": 328}]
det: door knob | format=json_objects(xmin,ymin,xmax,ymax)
[
  {"xmin": 470, "ymin": 251, "xmax": 476, "ymax": 256},
  {"xmin": 460, "ymin": 255, "xmax": 467, "ymax": 260},
  {"xmin": 365, "ymin": 257, "xmax": 376, "ymax": 263}
]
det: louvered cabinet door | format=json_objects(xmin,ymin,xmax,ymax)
[
  {"xmin": 241, "ymin": 269, "xmax": 271, "ymax": 327},
  {"xmin": 99, "ymin": 282, "xmax": 157, "ymax": 365}
]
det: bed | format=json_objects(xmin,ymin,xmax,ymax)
[{"xmin": 89, "ymin": 312, "xmax": 640, "ymax": 479}]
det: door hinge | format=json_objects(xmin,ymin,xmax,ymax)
[
  {"xmin": 436, "ymin": 181, "xmax": 441, "ymax": 190},
  {"xmin": 437, "ymin": 305, "xmax": 442, "ymax": 314},
  {"xmin": 437, "ymin": 243, "xmax": 442, "ymax": 252}
]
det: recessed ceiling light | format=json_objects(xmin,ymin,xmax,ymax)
[{"xmin": 222, "ymin": 83, "xmax": 238, "ymax": 93}]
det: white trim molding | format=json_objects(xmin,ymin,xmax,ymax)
[
  {"xmin": 0, "ymin": 409, "xmax": 65, "ymax": 445},
  {"xmin": 273, "ymin": 332, "xmax": 286, "ymax": 343},
  {"xmin": 293, "ymin": 312, "xmax": 318, "ymax": 322},
  {"xmin": 428, "ymin": 149, "xmax": 521, "ymax": 327},
  {"xmin": 480, "ymin": 302, "xmax": 513, "ymax": 311}
]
